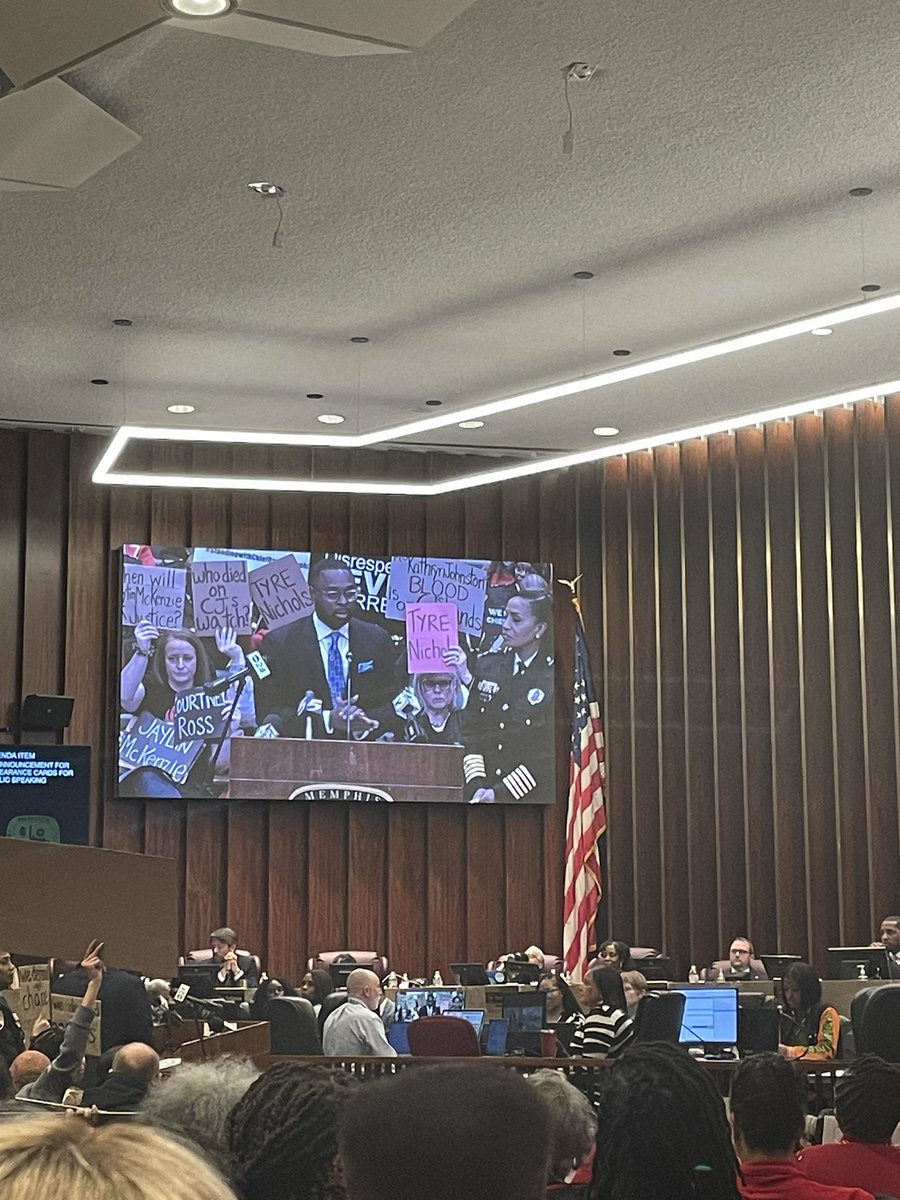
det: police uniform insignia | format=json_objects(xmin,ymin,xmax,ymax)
[
  {"xmin": 478, "ymin": 680, "xmax": 500, "ymax": 701},
  {"xmin": 527, "ymin": 688, "xmax": 544, "ymax": 705}
]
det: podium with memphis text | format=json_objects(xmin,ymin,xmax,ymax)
[{"xmin": 230, "ymin": 737, "xmax": 464, "ymax": 803}]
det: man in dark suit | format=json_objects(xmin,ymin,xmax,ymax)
[
  {"xmin": 51, "ymin": 963, "xmax": 154, "ymax": 1053},
  {"xmin": 256, "ymin": 558, "xmax": 399, "ymax": 738},
  {"xmin": 874, "ymin": 915, "xmax": 900, "ymax": 979},
  {"xmin": 209, "ymin": 926, "xmax": 259, "ymax": 987}
]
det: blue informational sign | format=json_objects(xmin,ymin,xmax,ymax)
[{"xmin": 0, "ymin": 746, "xmax": 91, "ymax": 846}]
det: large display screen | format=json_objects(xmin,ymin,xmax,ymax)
[
  {"xmin": 116, "ymin": 547, "xmax": 555, "ymax": 803},
  {"xmin": 0, "ymin": 745, "xmax": 91, "ymax": 845}
]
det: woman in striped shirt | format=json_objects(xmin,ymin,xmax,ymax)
[{"xmin": 570, "ymin": 966, "xmax": 634, "ymax": 1059}]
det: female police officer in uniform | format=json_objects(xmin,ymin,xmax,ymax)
[{"xmin": 463, "ymin": 593, "xmax": 554, "ymax": 803}]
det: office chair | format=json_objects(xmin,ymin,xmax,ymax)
[
  {"xmin": 267, "ymin": 996, "xmax": 322, "ymax": 1055},
  {"xmin": 632, "ymin": 991, "xmax": 685, "ymax": 1044},
  {"xmin": 407, "ymin": 1015, "xmax": 481, "ymax": 1057},
  {"xmin": 309, "ymin": 950, "xmax": 388, "ymax": 977},
  {"xmin": 854, "ymin": 983, "xmax": 900, "ymax": 1060},
  {"xmin": 179, "ymin": 947, "xmax": 263, "ymax": 977},
  {"xmin": 318, "ymin": 992, "xmax": 349, "ymax": 1038}
]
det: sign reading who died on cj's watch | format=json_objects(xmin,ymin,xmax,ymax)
[{"xmin": 190, "ymin": 559, "xmax": 253, "ymax": 636}]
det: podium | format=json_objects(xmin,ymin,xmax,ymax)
[{"xmin": 230, "ymin": 737, "xmax": 464, "ymax": 803}]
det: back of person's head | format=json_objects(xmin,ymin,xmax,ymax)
[
  {"xmin": 0, "ymin": 1114, "xmax": 236, "ymax": 1200},
  {"xmin": 781, "ymin": 962, "xmax": 822, "ymax": 1009},
  {"xmin": 9, "ymin": 1049, "xmax": 50, "ymax": 1089},
  {"xmin": 730, "ymin": 1053, "xmax": 804, "ymax": 1157},
  {"xmin": 140, "ymin": 1054, "xmax": 261, "ymax": 1161},
  {"xmin": 228, "ymin": 1062, "xmax": 357, "ymax": 1200},
  {"xmin": 590, "ymin": 966, "xmax": 627, "ymax": 1011},
  {"xmin": 834, "ymin": 1054, "xmax": 900, "ymax": 1143},
  {"xmin": 338, "ymin": 1063, "xmax": 551, "ymax": 1200},
  {"xmin": 525, "ymin": 1069, "xmax": 596, "ymax": 1182},
  {"xmin": 112, "ymin": 1042, "xmax": 160, "ymax": 1085},
  {"xmin": 590, "ymin": 1043, "xmax": 739, "ymax": 1200}
]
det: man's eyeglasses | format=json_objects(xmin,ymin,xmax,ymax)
[{"xmin": 317, "ymin": 588, "xmax": 358, "ymax": 602}]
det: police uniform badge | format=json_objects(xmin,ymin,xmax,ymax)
[{"xmin": 527, "ymin": 688, "xmax": 544, "ymax": 705}]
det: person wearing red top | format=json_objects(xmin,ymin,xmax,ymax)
[
  {"xmin": 731, "ymin": 1054, "xmax": 873, "ymax": 1200},
  {"xmin": 798, "ymin": 1055, "xmax": 900, "ymax": 1196}
]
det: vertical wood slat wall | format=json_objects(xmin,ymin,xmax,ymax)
[{"xmin": 3, "ymin": 401, "xmax": 898, "ymax": 983}]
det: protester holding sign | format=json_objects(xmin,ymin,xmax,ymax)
[{"xmin": 463, "ymin": 594, "xmax": 555, "ymax": 803}]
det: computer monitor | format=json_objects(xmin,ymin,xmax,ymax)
[
  {"xmin": 671, "ymin": 987, "xmax": 739, "ymax": 1050},
  {"xmin": 329, "ymin": 963, "xmax": 359, "ymax": 990},
  {"xmin": 392, "ymin": 989, "xmax": 466, "ymax": 1023},
  {"xmin": 827, "ymin": 947, "xmax": 889, "ymax": 980},
  {"xmin": 484, "ymin": 1018, "xmax": 509, "ymax": 1056},
  {"xmin": 760, "ymin": 954, "xmax": 802, "ymax": 980},
  {"xmin": 501, "ymin": 991, "xmax": 547, "ymax": 1053},
  {"xmin": 639, "ymin": 956, "xmax": 677, "ymax": 981},
  {"xmin": 450, "ymin": 962, "xmax": 490, "ymax": 986},
  {"xmin": 177, "ymin": 963, "xmax": 220, "ymax": 998},
  {"xmin": 388, "ymin": 1021, "xmax": 411, "ymax": 1054},
  {"xmin": 455, "ymin": 1010, "xmax": 486, "ymax": 1036},
  {"xmin": 503, "ymin": 961, "xmax": 542, "ymax": 985},
  {"xmin": 737, "ymin": 1005, "xmax": 779, "ymax": 1055}
]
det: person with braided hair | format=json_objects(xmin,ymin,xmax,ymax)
[
  {"xmin": 798, "ymin": 1054, "xmax": 900, "ymax": 1195},
  {"xmin": 227, "ymin": 1062, "xmax": 357, "ymax": 1200},
  {"xmin": 589, "ymin": 1043, "xmax": 740, "ymax": 1200}
]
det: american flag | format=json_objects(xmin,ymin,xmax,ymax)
[{"xmin": 562, "ymin": 606, "xmax": 607, "ymax": 978}]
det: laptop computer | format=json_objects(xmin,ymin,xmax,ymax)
[
  {"xmin": 450, "ymin": 963, "xmax": 490, "ymax": 986},
  {"xmin": 484, "ymin": 1018, "xmax": 509, "ymax": 1056},
  {"xmin": 455, "ymin": 1009, "xmax": 485, "ymax": 1036}
]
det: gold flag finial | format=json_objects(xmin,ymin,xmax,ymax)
[{"xmin": 558, "ymin": 574, "xmax": 582, "ymax": 596}]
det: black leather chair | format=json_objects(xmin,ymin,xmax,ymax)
[
  {"xmin": 317, "ymin": 991, "xmax": 349, "ymax": 1039},
  {"xmin": 267, "ymin": 996, "xmax": 322, "ymax": 1055},
  {"xmin": 632, "ymin": 991, "xmax": 685, "ymax": 1044},
  {"xmin": 853, "ymin": 983, "xmax": 900, "ymax": 1060}
]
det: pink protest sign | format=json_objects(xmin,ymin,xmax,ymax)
[{"xmin": 405, "ymin": 602, "xmax": 458, "ymax": 673}]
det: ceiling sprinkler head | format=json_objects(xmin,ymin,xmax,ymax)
[{"xmin": 565, "ymin": 62, "xmax": 597, "ymax": 82}]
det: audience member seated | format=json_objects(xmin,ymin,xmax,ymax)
[
  {"xmin": 526, "ymin": 1069, "xmax": 596, "ymax": 1196},
  {"xmin": 209, "ymin": 926, "xmax": 260, "ymax": 987},
  {"xmin": 298, "ymin": 968, "xmax": 334, "ymax": 1014},
  {"xmin": 0, "ymin": 951, "xmax": 24, "ymax": 1066},
  {"xmin": 80, "ymin": 1042, "xmax": 160, "ymax": 1111},
  {"xmin": 249, "ymin": 976, "xmax": 298, "ymax": 1021},
  {"xmin": 569, "ymin": 967, "xmax": 634, "ymax": 1060},
  {"xmin": 590, "ymin": 1043, "xmax": 740, "ymax": 1200},
  {"xmin": 705, "ymin": 937, "xmax": 769, "ymax": 982},
  {"xmin": 322, "ymin": 969, "xmax": 396, "ymax": 1057},
  {"xmin": 591, "ymin": 940, "xmax": 634, "ymax": 971},
  {"xmin": 621, "ymin": 970, "xmax": 649, "ymax": 1020},
  {"xmin": 228, "ymin": 1062, "xmax": 357, "ymax": 1200},
  {"xmin": 51, "ymin": 955, "xmax": 153, "ymax": 1053},
  {"xmin": 539, "ymin": 972, "xmax": 585, "ymax": 1024},
  {"xmin": 870, "ymin": 915, "xmax": 900, "ymax": 978},
  {"xmin": 778, "ymin": 963, "xmax": 840, "ymax": 1061},
  {"xmin": 0, "ymin": 1114, "xmax": 238, "ymax": 1200},
  {"xmin": 9, "ymin": 1050, "xmax": 50, "ymax": 1093},
  {"xmin": 140, "ymin": 1055, "xmax": 260, "ymax": 1165},
  {"xmin": 16, "ymin": 939, "xmax": 103, "ymax": 1103},
  {"xmin": 730, "ymin": 1054, "xmax": 872, "ymax": 1200},
  {"xmin": 338, "ymin": 1063, "xmax": 552, "ymax": 1200},
  {"xmin": 797, "ymin": 1055, "xmax": 900, "ymax": 1195}
]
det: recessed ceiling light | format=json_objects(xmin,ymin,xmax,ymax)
[
  {"xmin": 350, "ymin": 336, "xmax": 370, "ymax": 344},
  {"xmin": 306, "ymin": 393, "xmax": 323, "ymax": 400},
  {"xmin": 90, "ymin": 378, "xmax": 109, "ymax": 386},
  {"xmin": 592, "ymin": 426, "xmax": 619, "ymax": 437},
  {"xmin": 862, "ymin": 283, "xmax": 881, "ymax": 293},
  {"xmin": 161, "ymin": 0, "xmax": 236, "ymax": 17},
  {"xmin": 811, "ymin": 327, "xmax": 833, "ymax": 336},
  {"xmin": 425, "ymin": 400, "xmax": 443, "ymax": 407},
  {"xmin": 612, "ymin": 349, "xmax": 631, "ymax": 357},
  {"xmin": 573, "ymin": 270, "xmax": 594, "ymax": 280},
  {"xmin": 112, "ymin": 318, "xmax": 133, "ymax": 327},
  {"xmin": 247, "ymin": 181, "xmax": 284, "ymax": 196},
  {"xmin": 167, "ymin": 404, "xmax": 195, "ymax": 414},
  {"xmin": 458, "ymin": 420, "xmax": 485, "ymax": 429},
  {"xmin": 849, "ymin": 186, "xmax": 873, "ymax": 197},
  {"xmin": 317, "ymin": 413, "xmax": 345, "ymax": 425}
]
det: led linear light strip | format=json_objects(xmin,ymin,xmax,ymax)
[{"xmin": 93, "ymin": 379, "xmax": 900, "ymax": 497}]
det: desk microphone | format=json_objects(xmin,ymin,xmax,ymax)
[
  {"xmin": 254, "ymin": 713, "xmax": 283, "ymax": 739},
  {"xmin": 776, "ymin": 1005, "xmax": 815, "ymax": 1045},
  {"xmin": 203, "ymin": 652, "xmax": 271, "ymax": 695}
]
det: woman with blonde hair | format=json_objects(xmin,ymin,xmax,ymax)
[{"xmin": 0, "ymin": 1115, "xmax": 236, "ymax": 1200}]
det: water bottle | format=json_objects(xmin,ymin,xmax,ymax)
[
  {"xmin": 717, "ymin": 968, "xmax": 726, "ymax": 983},
  {"xmin": 432, "ymin": 970, "xmax": 443, "ymax": 986},
  {"xmin": 688, "ymin": 964, "xmax": 700, "ymax": 983}
]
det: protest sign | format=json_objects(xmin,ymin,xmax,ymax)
[
  {"xmin": 249, "ymin": 556, "xmax": 314, "ymax": 629},
  {"xmin": 387, "ymin": 557, "xmax": 487, "ymax": 635},
  {"xmin": 405, "ymin": 602, "xmax": 458, "ymax": 673},
  {"xmin": 190, "ymin": 559, "xmax": 253, "ymax": 635},
  {"xmin": 4, "ymin": 963, "xmax": 50, "ymax": 1042},
  {"xmin": 334, "ymin": 554, "xmax": 392, "ymax": 618},
  {"xmin": 51, "ymin": 995, "xmax": 102, "ymax": 1056},
  {"xmin": 122, "ymin": 565, "xmax": 186, "ymax": 629},
  {"xmin": 173, "ymin": 689, "xmax": 230, "ymax": 743},
  {"xmin": 118, "ymin": 712, "xmax": 205, "ymax": 786}
]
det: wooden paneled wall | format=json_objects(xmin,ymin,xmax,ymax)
[{"xmin": 2, "ymin": 402, "xmax": 898, "ymax": 982}]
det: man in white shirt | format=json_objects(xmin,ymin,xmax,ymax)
[{"xmin": 322, "ymin": 969, "xmax": 397, "ymax": 1057}]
